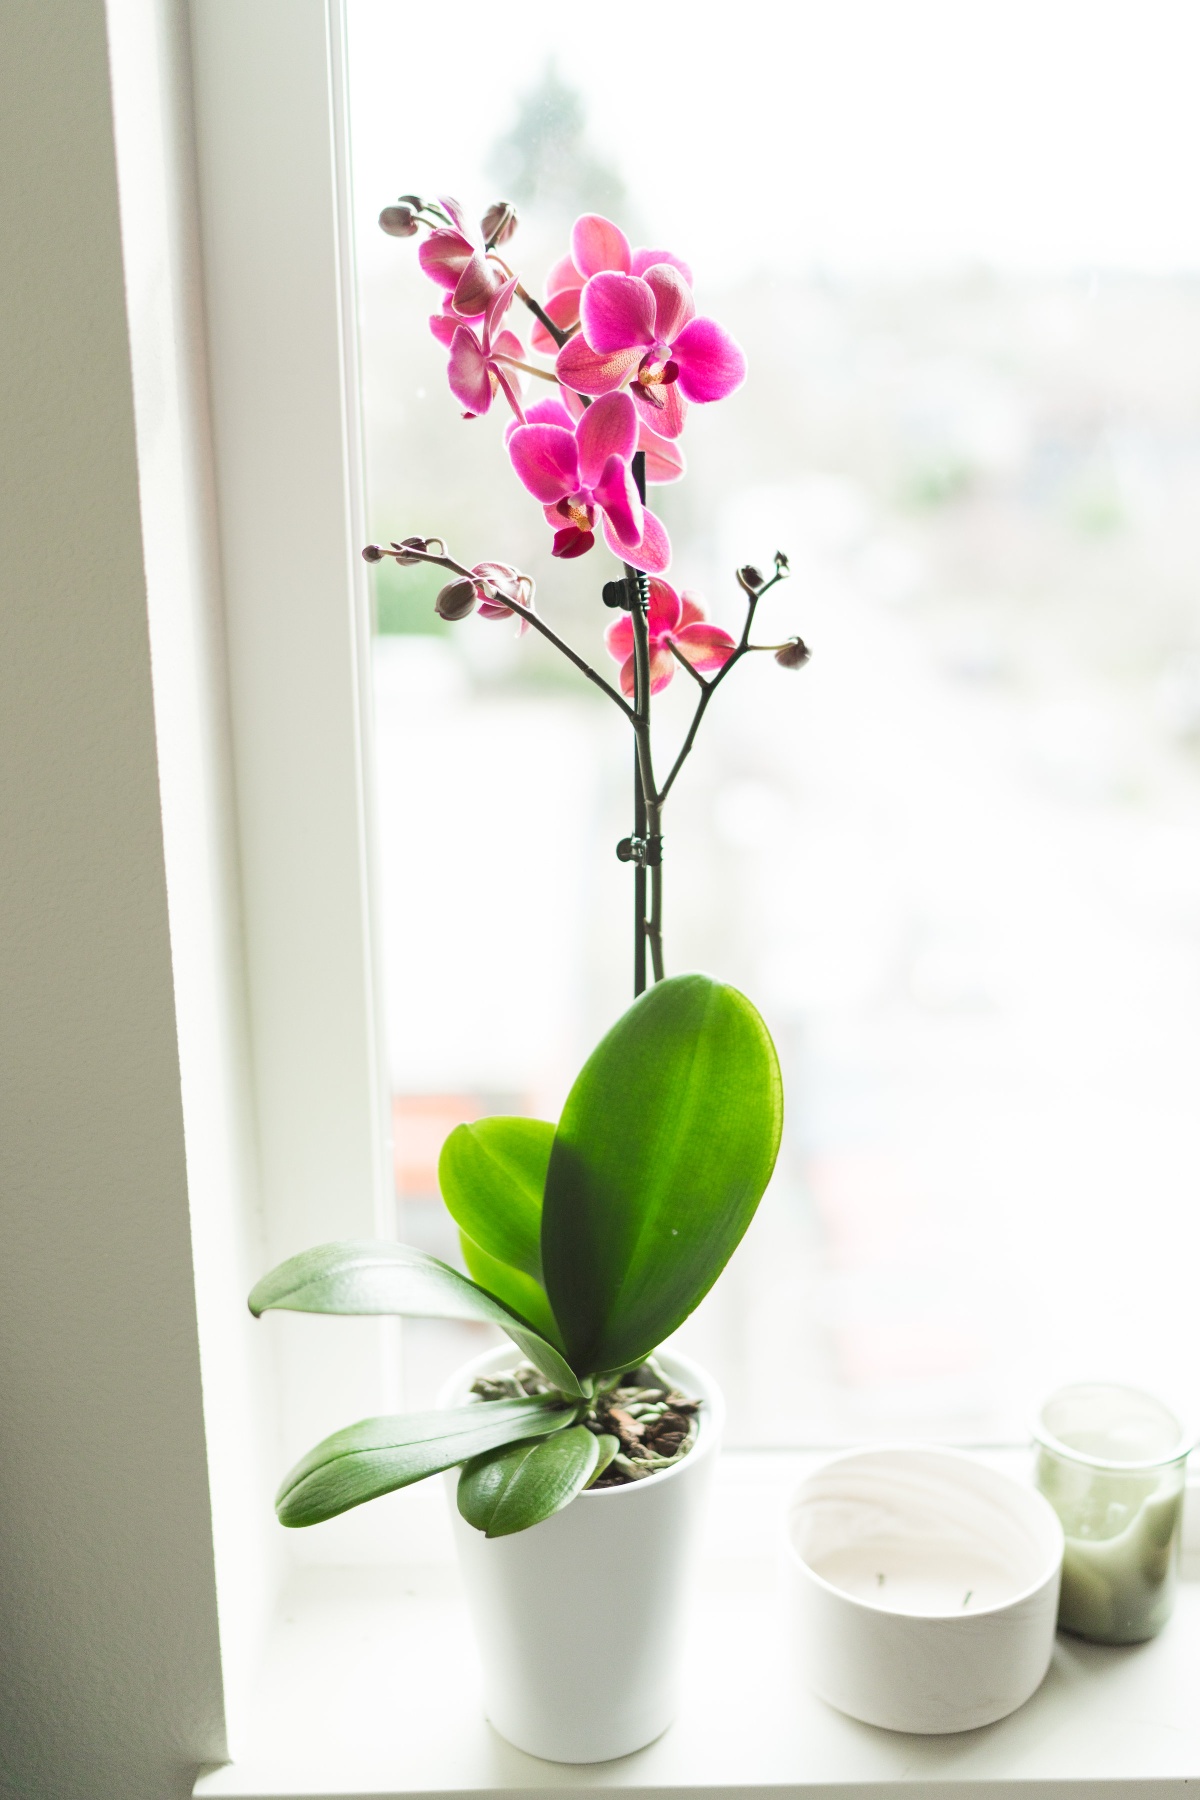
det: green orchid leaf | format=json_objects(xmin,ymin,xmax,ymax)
[
  {"xmin": 541, "ymin": 973, "xmax": 783, "ymax": 1376},
  {"xmin": 459, "ymin": 1230, "xmax": 564, "ymax": 1352},
  {"xmin": 457, "ymin": 1424, "xmax": 600, "ymax": 1537},
  {"xmin": 247, "ymin": 1239, "xmax": 585, "ymax": 1397},
  {"xmin": 585, "ymin": 1433, "xmax": 620, "ymax": 1487},
  {"xmin": 276, "ymin": 1396, "xmax": 574, "ymax": 1527},
  {"xmin": 439, "ymin": 1116, "xmax": 553, "ymax": 1281}
]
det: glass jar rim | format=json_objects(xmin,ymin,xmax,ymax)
[{"xmin": 1031, "ymin": 1381, "xmax": 1196, "ymax": 1471}]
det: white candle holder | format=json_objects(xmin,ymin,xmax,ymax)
[
  {"xmin": 1033, "ymin": 1383, "xmax": 1195, "ymax": 1645},
  {"xmin": 785, "ymin": 1447, "xmax": 1063, "ymax": 1735}
]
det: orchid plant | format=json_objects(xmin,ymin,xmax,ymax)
[
  {"xmin": 248, "ymin": 194, "xmax": 795, "ymax": 1541},
  {"xmin": 252, "ymin": 974, "xmax": 781, "ymax": 1537},
  {"xmin": 365, "ymin": 194, "xmax": 810, "ymax": 993}
]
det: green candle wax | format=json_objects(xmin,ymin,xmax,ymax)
[{"xmin": 1036, "ymin": 1449, "xmax": 1185, "ymax": 1644}]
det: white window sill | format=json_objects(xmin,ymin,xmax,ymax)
[{"xmin": 195, "ymin": 1453, "xmax": 1200, "ymax": 1798}]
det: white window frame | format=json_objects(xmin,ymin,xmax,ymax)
[{"xmin": 187, "ymin": 0, "xmax": 398, "ymax": 1530}]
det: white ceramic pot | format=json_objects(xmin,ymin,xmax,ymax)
[
  {"xmin": 785, "ymin": 1447, "xmax": 1064, "ymax": 1735},
  {"xmin": 439, "ymin": 1343, "xmax": 723, "ymax": 1763}
]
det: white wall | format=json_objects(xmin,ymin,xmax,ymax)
[{"xmin": 0, "ymin": 2, "xmax": 249, "ymax": 1793}]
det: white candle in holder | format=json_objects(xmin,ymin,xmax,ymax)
[
  {"xmin": 785, "ymin": 1447, "xmax": 1064, "ymax": 1735},
  {"xmin": 1033, "ymin": 1383, "xmax": 1194, "ymax": 1645}
]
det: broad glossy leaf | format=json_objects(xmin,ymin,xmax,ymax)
[
  {"xmin": 439, "ymin": 1117, "xmax": 553, "ymax": 1280},
  {"xmin": 457, "ymin": 1424, "xmax": 600, "ymax": 1536},
  {"xmin": 542, "ymin": 974, "xmax": 783, "ymax": 1375},
  {"xmin": 585, "ymin": 1433, "xmax": 620, "ymax": 1486},
  {"xmin": 248, "ymin": 1239, "xmax": 585, "ymax": 1397},
  {"xmin": 276, "ymin": 1396, "xmax": 573, "ymax": 1527},
  {"xmin": 459, "ymin": 1230, "xmax": 563, "ymax": 1351}
]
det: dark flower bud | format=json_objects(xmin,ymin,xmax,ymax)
[
  {"xmin": 481, "ymin": 200, "xmax": 519, "ymax": 247},
  {"xmin": 396, "ymin": 193, "xmax": 425, "ymax": 209},
  {"xmin": 391, "ymin": 536, "xmax": 428, "ymax": 566},
  {"xmin": 737, "ymin": 564, "xmax": 765, "ymax": 593},
  {"xmin": 435, "ymin": 578, "xmax": 478, "ymax": 621},
  {"xmin": 379, "ymin": 203, "xmax": 419, "ymax": 238},
  {"xmin": 775, "ymin": 637, "xmax": 811, "ymax": 670},
  {"xmin": 774, "ymin": 549, "xmax": 791, "ymax": 573},
  {"xmin": 361, "ymin": 543, "xmax": 385, "ymax": 563}
]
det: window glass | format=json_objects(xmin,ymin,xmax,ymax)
[{"xmin": 348, "ymin": 0, "xmax": 1200, "ymax": 1440}]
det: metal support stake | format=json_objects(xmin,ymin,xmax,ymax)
[{"xmin": 627, "ymin": 450, "xmax": 650, "ymax": 997}]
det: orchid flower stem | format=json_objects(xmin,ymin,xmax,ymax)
[
  {"xmin": 385, "ymin": 546, "xmax": 635, "ymax": 720},
  {"xmin": 493, "ymin": 355, "xmax": 560, "ymax": 384},
  {"xmin": 659, "ymin": 676, "xmax": 718, "ymax": 807},
  {"xmin": 385, "ymin": 539, "xmax": 784, "ymax": 997},
  {"xmin": 513, "ymin": 282, "xmax": 569, "ymax": 350},
  {"xmin": 657, "ymin": 570, "xmax": 789, "ymax": 805},
  {"xmin": 628, "ymin": 587, "xmax": 664, "ymax": 995},
  {"xmin": 624, "ymin": 451, "xmax": 664, "ymax": 993},
  {"xmin": 669, "ymin": 645, "xmax": 708, "ymax": 690}
]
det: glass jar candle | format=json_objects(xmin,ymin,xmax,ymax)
[{"xmin": 1033, "ymin": 1383, "xmax": 1193, "ymax": 1645}]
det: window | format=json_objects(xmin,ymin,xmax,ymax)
[{"xmin": 347, "ymin": 0, "xmax": 1200, "ymax": 1447}]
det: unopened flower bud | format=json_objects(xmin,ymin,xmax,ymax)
[
  {"xmin": 435, "ymin": 578, "xmax": 478, "ymax": 621},
  {"xmin": 391, "ymin": 536, "xmax": 428, "ymax": 566},
  {"xmin": 397, "ymin": 193, "xmax": 425, "ymax": 209},
  {"xmin": 775, "ymin": 637, "xmax": 810, "ymax": 670},
  {"xmin": 361, "ymin": 543, "xmax": 384, "ymax": 563},
  {"xmin": 379, "ymin": 203, "xmax": 419, "ymax": 237},
  {"xmin": 737, "ymin": 564, "xmax": 765, "ymax": 593},
  {"xmin": 774, "ymin": 549, "xmax": 791, "ymax": 573},
  {"xmin": 481, "ymin": 200, "xmax": 519, "ymax": 247}
]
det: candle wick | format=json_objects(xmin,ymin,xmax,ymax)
[{"xmin": 962, "ymin": 1590, "xmax": 973, "ymax": 1607}]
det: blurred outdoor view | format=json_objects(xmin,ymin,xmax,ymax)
[{"xmin": 348, "ymin": 0, "xmax": 1200, "ymax": 1443}]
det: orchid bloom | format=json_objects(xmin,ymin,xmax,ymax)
[
  {"xmin": 438, "ymin": 278, "xmax": 526, "ymax": 420},
  {"xmin": 507, "ymin": 391, "xmax": 671, "ymax": 573},
  {"xmin": 530, "ymin": 216, "xmax": 694, "ymax": 353},
  {"xmin": 428, "ymin": 293, "xmax": 481, "ymax": 348},
  {"xmin": 604, "ymin": 580, "xmax": 736, "ymax": 697},
  {"xmin": 418, "ymin": 195, "xmax": 507, "ymax": 319},
  {"xmin": 553, "ymin": 381, "xmax": 685, "ymax": 485},
  {"xmin": 553, "ymin": 217, "xmax": 745, "ymax": 440}
]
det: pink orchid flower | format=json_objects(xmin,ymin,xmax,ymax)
[
  {"xmin": 529, "ymin": 252, "xmax": 586, "ymax": 355},
  {"xmin": 604, "ymin": 580, "xmax": 735, "ymax": 697},
  {"xmin": 507, "ymin": 391, "xmax": 671, "ymax": 573},
  {"xmin": 530, "ymin": 216, "xmax": 694, "ymax": 353},
  {"xmin": 553, "ymin": 383, "xmax": 685, "ymax": 485},
  {"xmin": 428, "ymin": 293, "xmax": 482, "ymax": 349},
  {"xmin": 418, "ymin": 194, "xmax": 507, "ymax": 319},
  {"xmin": 553, "ymin": 222, "xmax": 745, "ymax": 441},
  {"xmin": 440, "ymin": 278, "xmax": 526, "ymax": 420}
]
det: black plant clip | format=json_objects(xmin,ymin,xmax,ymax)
[
  {"xmin": 602, "ymin": 576, "xmax": 644, "ymax": 611},
  {"xmin": 616, "ymin": 834, "xmax": 663, "ymax": 867}
]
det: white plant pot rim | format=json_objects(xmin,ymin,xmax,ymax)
[
  {"xmin": 438, "ymin": 1340, "xmax": 724, "ymax": 1499},
  {"xmin": 785, "ymin": 1443, "xmax": 1064, "ymax": 1620}
]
